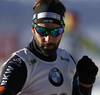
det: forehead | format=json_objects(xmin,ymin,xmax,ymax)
[{"xmin": 37, "ymin": 23, "xmax": 61, "ymax": 28}]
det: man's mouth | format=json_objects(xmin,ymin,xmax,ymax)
[
  {"xmin": 43, "ymin": 43, "xmax": 54, "ymax": 49},
  {"xmin": 44, "ymin": 45, "xmax": 54, "ymax": 49}
]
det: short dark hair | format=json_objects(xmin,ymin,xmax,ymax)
[{"xmin": 33, "ymin": 0, "xmax": 66, "ymax": 13}]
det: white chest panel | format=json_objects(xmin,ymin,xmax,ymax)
[{"xmin": 14, "ymin": 48, "xmax": 76, "ymax": 95}]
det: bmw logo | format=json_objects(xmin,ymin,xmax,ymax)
[{"xmin": 48, "ymin": 67, "xmax": 63, "ymax": 86}]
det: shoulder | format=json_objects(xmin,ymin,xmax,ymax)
[
  {"xmin": 13, "ymin": 48, "xmax": 28, "ymax": 56},
  {"xmin": 0, "ymin": 54, "xmax": 27, "ymax": 94},
  {"xmin": 57, "ymin": 48, "xmax": 76, "ymax": 63},
  {"xmin": 57, "ymin": 48, "xmax": 68, "ymax": 55},
  {"xmin": 57, "ymin": 48, "xmax": 76, "ymax": 76},
  {"xmin": 1, "ymin": 54, "xmax": 27, "ymax": 72},
  {"xmin": 57, "ymin": 48, "xmax": 71, "ymax": 59},
  {"xmin": 0, "ymin": 48, "xmax": 29, "ymax": 75},
  {"xmin": 11, "ymin": 48, "xmax": 32, "ymax": 63}
]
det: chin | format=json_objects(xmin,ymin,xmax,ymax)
[{"xmin": 42, "ymin": 48, "xmax": 56, "ymax": 56}]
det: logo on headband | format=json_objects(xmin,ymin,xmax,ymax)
[
  {"xmin": 44, "ymin": 20, "xmax": 53, "ymax": 23},
  {"xmin": 57, "ymin": 14, "xmax": 61, "ymax": 21}
]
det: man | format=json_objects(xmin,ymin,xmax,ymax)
[{"xmin": 0, "ymin": 0, "xmax": 98, "ymax": 95}]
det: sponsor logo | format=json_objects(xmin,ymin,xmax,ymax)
[
  {"xmin": 43, "ymin": 20, "xmax": 53, "ymax": 23},
  {"xmin": 9, "ymin": 58, "xmax": 22, "ymax": 67},
  {"xmin": 1, "ymin": 66, "xmax": 14, "ymax": 86},
  {"xmin": 13, "ymin": 58, "xmax": 21, "ymax": 63},
  {"xmin": 49, "ymin": 67, "xmax": 63, "ymax": 86},
  {"xmin": 60, "ymin": 57, "xmax": 69, "ymax": 62},
  {"xmin": 57, "ymin": 14, "xmax": 61, "ymax": 21}
]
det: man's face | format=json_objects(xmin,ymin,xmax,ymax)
[{"xmin": 31, "ymin": 23, "xmax": 64, "ymax": 55}]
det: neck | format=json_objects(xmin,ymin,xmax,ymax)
[{"xmin": 27, "ymin": 37, "xmax": 57, "ymax": 62}]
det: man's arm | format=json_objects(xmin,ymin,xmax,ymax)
[
  {"xmin": 76, "ymin": 56, "xmax": 98, "ymax": 95},
  {"xmin": 72, "ymin": 72, "xmax": 93, "ymax": 95},
  {"xmin": 0, "ymin": 55, "xmax": 27, "ymax": 95}
]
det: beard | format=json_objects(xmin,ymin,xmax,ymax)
[
  {"xmin": 40, "ymin": 43, "xmax": 57, "ymax": 55},
  {"xmin": 34, "ymin": 35, "xmax": 61, "ymax": 56}
]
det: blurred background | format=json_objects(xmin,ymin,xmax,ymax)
[{"xmin": 0, "ymin": 0, "xmax": 100, "ymax": 94}]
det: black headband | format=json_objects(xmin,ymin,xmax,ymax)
[{"xmin": 32, "ymin": 2, "xmax": 65, "ymax": 28}]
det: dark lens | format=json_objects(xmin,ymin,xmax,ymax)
[
  {"xmin": 50, "ymin": 28, "xmax": 63, "ymax": 37},
  {"xmin": 36, "ymin": 26, "xmax": 49, "ymax": 36}
]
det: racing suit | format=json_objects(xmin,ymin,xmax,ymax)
[{"xmin": 0, "ymin": 38, "xmax": 92, "ymax": 95}]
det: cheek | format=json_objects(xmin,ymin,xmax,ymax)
[
  {"xmin": 35, "ymin": 34, "xmax": 44, "ymax": 44},
  {"xmin": 38, "ymin": 35, "xmax": 44, "ymax": 43},
  {"xmin": 55, "ymin": 36, "xmax": 62, "ymax": 43}
]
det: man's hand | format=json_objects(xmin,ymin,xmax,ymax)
[{"xmin": 76, "ymin": 56, "xmax": 98, "ymax": 86}]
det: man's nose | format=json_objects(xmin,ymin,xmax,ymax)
[{"xmin": 45, "ymin": 34, "xmax": 53, "ymax": 43}]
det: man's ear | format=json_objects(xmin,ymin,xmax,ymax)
[{"xmin": 31, "ymin": 27, "xmax": 35, "ymax": 34}]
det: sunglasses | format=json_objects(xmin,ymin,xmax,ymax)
[{"xmin": 34, "ymin": 24, "xmax": 64, "ymax": 37}]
